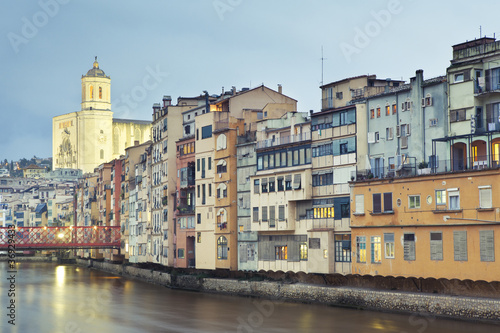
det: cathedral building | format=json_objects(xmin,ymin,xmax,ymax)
[{"xmin": 52, "ymin": 58, "xmax": 151, "ymax": 174}]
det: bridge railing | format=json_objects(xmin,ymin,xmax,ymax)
[{"xmin": 0, "ymin": 226, "xmax": 121, "ymax": 250}]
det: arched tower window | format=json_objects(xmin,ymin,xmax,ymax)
[
  {"xmin": 90, "ymin": 85, "xmax": 94, "ymax": 99},
  {"xmin": 99, "ymin": 87, "xmax": 102, "ymax": 99}
]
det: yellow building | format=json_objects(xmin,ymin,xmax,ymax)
[
  {"xmin": 350, "ymin": 168, "xmax": 500, "ymax": 282},
  {"xmin": 23, "ymin": 164, "xmax": 47, "ymax": 178},
  {"xmin": 52, "ymin": 58, "xmax": 151, "ymax": 174}
]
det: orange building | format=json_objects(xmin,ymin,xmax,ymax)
[{"xmin": 350, "ymin": 168, "xmax": 500, "ymax": 282}]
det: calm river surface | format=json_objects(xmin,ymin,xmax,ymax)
[{"xmin": 1, "ymin": 262, "xmax": 499, "ymax": 333}]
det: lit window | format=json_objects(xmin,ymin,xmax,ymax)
[
  {"xmin": 300, "ymin": 242, "xmax": 308, "ymax": 260},
  {"xmin": 217, "ymin": 236, "xmax": 228, "ymax": 259},
  {"xmin": 370, "ymin": 109, "xmax": 375, "ymax": 119},
  {"xmin": 377, "ymin": 107, "xmax": 381, "ymax": 118},
  {"xmin": 99, "ymin": 87, "xmax": 102, "ymax": 99},
  {"xmin": 409, "ymin": 195, "xmax": 420, "ymax": 209},
  {"xmin": 335, "ymin": 234, "xmax": 351, "ymax": 262},
  {"xmin": 90, "ymin": 85, "xmax": 93, "ymax": 99},
  {"xmin": 275, "ymin": 245, "xmax": 287, "ymax": 260},
  {"xmin": 371, "ymin": 236, "xmax": 381, "ymax": 263},
  {"xmin": 385, "ymin": 105, "xmax": 390, "ymax": 116},
  {"xmin": 435, "ymin": 190, "xmax": 446, "ymax": 206},
  {"xmin": 356, "ymin": 236, "xmax": 366, "ymax": 263},
  {"xmin": 384, "ymin": 233, "xmax": 394, "ymax": 259}
]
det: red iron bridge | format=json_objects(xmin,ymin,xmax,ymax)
[{"xmin": 0, "ymin": 226, "xmax": 121, "ymax": 250}]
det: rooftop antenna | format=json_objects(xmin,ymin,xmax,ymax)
[
  {"xmin": 320, "ymin": 46, "xmax": 327, "ymax": 86},
  {"xmin": 480, "ymin": 25, "xmax": 482, "ymax": 38}
]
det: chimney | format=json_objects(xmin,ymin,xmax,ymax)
[
  {"xmin": 221, "ymin": 86, "xmax": 224, "ymax": 95},
  {"xmin": 278, "ymin": 84, "xmax": 282, "ymax": 94},
  {"xmin": 385, "ymin": 78, "xmax": 391, "ymax": 93},
  {"xmin": 232, "ymin": 86, "xmax": 236, "ymax": 95},
  {"xmin": 152, "ymin": 103, "xmax": 161, "ymax": 113},
  {"xmin": 134, "ymin": 140, "xmax": 139, "ymax": 146},
  {"xmin": 162, "ymin": 95, "xmax": 172, "ymax": 108}
]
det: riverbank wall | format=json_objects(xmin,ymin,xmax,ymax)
[{"xmin": 76, "ymin": 258, "xmax": 500, "ymax": 323}]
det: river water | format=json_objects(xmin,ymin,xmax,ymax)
[{"xmin": 1, "ymin": 262, "xmax": 498, "ymax": 333}]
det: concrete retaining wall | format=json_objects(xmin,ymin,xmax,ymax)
[{"xmin": 75, "ymin": 259, "xmax": 500, "ymax": 322}]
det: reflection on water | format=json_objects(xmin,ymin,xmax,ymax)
[{"xmin": 0, "ymin": 262, "xmax": 498, "ymax": 333}]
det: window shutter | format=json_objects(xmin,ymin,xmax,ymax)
[
  {"xmin": 383, "ymin": 193, "xmax": 392, "ymax": 212},
  {"xmin": 373, "ymin": 193, "xmax": 381, "ymax": 213},
  {"xmin": 479, "ymin": 230, "xmax": 495, "ymax": 262},
  {"xmin": 367, "ymin": 132, "xmax": 375, "ymax": 143},
  {"xmin": 355, "ymin": 194, "xmax": 364, "ymax": 214},
  {"xmin": 479, "ymin": 188, "xmax": 492, "ymax": 209},
  {"xmin": 288, "ymin": 238, "xmax": 299, "ymax": 262},
  {"xmin": 403, "ymin": 234, "xmax": 416, "ymax": 261},
  {"xmin": 430, "ymin": 232, "xmax": 443, "ymax": 260},
  {"xmin": 453, "ymin": 231, "xmax": 468, "ymax": 261},
  {"xmin": 239, "ymin": 244, "xmax": 248, "ymax": 263},
  {"xmin": 293, "ymin": 174, "xmax": 301, "ymax": 189}
]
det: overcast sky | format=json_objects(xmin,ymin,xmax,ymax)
[{"xmin": 1, "ymin": 0, "xmax": 499, "ymax": 161}]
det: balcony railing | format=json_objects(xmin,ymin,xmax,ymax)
[{"xmin": 256, "ymin": 132, "xmax": 311, "ymax": 149}]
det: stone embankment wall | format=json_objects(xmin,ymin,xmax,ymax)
[{"xmin": 76, "ymin": 259, "xmax": 500, "ymax": 322}]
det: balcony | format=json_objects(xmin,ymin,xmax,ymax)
[{"xmin": 256, "ymin": 132, "xmax": 311, "ymax": 149}]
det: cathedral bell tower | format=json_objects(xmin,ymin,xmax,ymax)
[{"xmin": 81, "ymin": 56, "xmax": 111, "ymax": 111}]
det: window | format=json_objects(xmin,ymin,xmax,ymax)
[
  {"xmin": 217, "ymin": 236, "xmax": 228, "ymax": 259},
  {"xmin": 217, "ymin": 183, "xmax": 227, "ymax": 198},
  {"xmin": 450, "ymin": 109, "xmax": 466, "ymax": 122},
  {"xmin": 208, "ymin": 157, "xmax": 211, "ymax": 170},
  {"xmin": 383, "ymin": 193, "xmax": 392, "ymax": 212},
  {"xmin": 99, "ymin": 87, "xmax": 102, "ymax": 99},
  {"xmin": 355, "ymin": 194, "xmax": 364, "ymax": 214},
  {"xmin": 269, "ymin": 206, "xmax": 275, "ymax": 227},
  {"xmin": 454, "ymin": 73, "xmax": 464, "ymax": 83},
  {"xmin": 285, "ymin": 175, "xmax": 292, "ymax": 190},
  {"xmin": 278, "ymin": 205, "xmax": 285, "ymax": 221},
  {"xmin": 90, "ymin": 85, "xmax": 93, "ymax": 99},
  {"xmin": 448, "ymin": 189, "xmax": 460, "ymax": 210},
  {"xmin": 374, "ymin": 132, "xmax": 379, "ymax": 143},
  {"xmin": 430, "ymin": 232, "xmax": 443, "ymax": 260},
  {"xmin": 216, "ymin": 134, "xmax": 227, "ymax": 150},
  {"xmin": 429, "ymin": 118, "xmax": 438, "ymax": 127},
  {"xmin": 403, "ymin": 233, "xmax": 416, "ymax": 261},
  {"xmin": 252, "ymin": 207, "xmax": 259, "ymax": 222},
  {"xmin": 453, "ymin": 230, "xmax": 467, "ymax": 261},
  {"xmin": 293, "ymin": 174, "xmax": 301, "ymax": 190},
  {"xmin": 275, "ymin": 246, "xmax": 287, "ymax": 260},
  {"xmin": 480, "ymin": 230, "xmax": 495, "ymax": 262},
  {"xmin": 313, "ymin": 206, "xmax": 334, "ymax": 219},
  {"xmin": 376, "ymin": 107, "xmax": 381, "ymax": 118},
  {"xmin": 300, "ymin": 242, "xmax": 308, "ymax": 260},
  {"xmin": 277, "ymin": 177, "xmax": 284, "ymax": 191},
  {"xmin": 384, "ymin": 233, "xmax": 394, "ymax": 259},
  {"xmin": 197, "ymin": 213, "xmax": 201, "ymax": 224},
  {"xmin": 385, "ymin": 105, "xmax": 390, "ymax": 116},
  {"xmin": 386, "ymin": 127, "xmax": 393, "ymax": 141},
  {"xmin": 335, "ymin": 234, "xmax": 351, "ymax": 262},
  {"xmin": 409, "ymin": 195, "xmax": 420, "ymax": 209},
  {"xmin": 197, "ymin": 185, "xmax": 200, "ymax": 198},
  {"xmin": 268, "ymin": 177, "xmax": 275, "ymax": 192},
  {"xmin": 336, "ymin": 91, "xmax": 343, "ymax": 99},
  {"xmin": 201, "ymin": 125, "xmax": 212, "ymax": 139},
  {"xmin": 197, "ymin": 159, "xmax": 200, "ymax": 172},
  {"xmin": 356, "ymin": 236, "xmax": 366, "ymax": 263},
  {"xmin": 208, "ymin": 184, "xmax": 212, "ymax": 197},
  {"xmin": 312, "ymin": 172, "xmax": 333, "ymax": 187},
  {"xmin": 371, "ymin": 236, "xmax": 381, "ymax": 263},
  {"xmin": 216, "ymin": 159, "xmax": 227, "ymax": 173},
  {"xmin": 372, "ymin": 193, "xmax": 381, "ymax": 213},
  {"xmin": 435, "ymin": 190, "xmax": 446, "ymax": 206},
  {"xmin": 392, "ymin": 104, "xmax": 397, "ymax": 114},
  {"xmin": 261, "ymin": 178, "xmax": 268, "ymax": 193},
  {"xmin": 254, "ymin": 179, "xmax": 260, "ymax": 194},
  {"xmin": 479, "ymin": 186, "xmax": 492, "ymax": 209},
  {"xmin": 178, "ymin": 249, "xmax": 185, "ymax": 259},
  {"xmin": 370, "ymin": 109, "xmax": 375, "ymax": 119}
]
